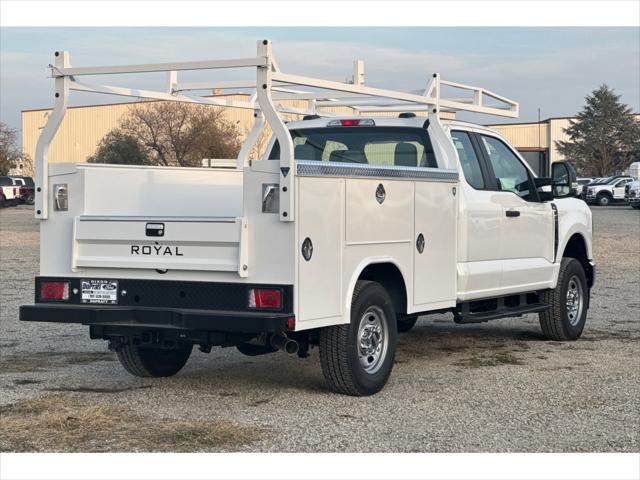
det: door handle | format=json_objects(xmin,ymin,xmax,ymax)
[{"xmin": 506, "ymin": 209, "xmax": 521, "ymax": 218}]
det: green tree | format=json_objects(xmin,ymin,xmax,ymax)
[
  {"xmin": 556, "ymin": 85, "xmax": 640, "ymax": 176},
  {"xmin": 0, "ymin": 122, "xmax": 31, "ymax": 175},
  {"xmin": 88, "ymin": 130, "xmax": 149, "ymax": 165}
]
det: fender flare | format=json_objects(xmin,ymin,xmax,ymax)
[
  {"xmin": 556, "ymin": 227, "xmax": 592, "ymax": 262},
  {"xmin": 342, "ymin": 256, "xmax": 411, "ymax": 324}
]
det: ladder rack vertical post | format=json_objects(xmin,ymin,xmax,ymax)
[
  {"xmin": 237, "ymin": 109, "xmax": 265, "ymax": 169},
  {"xmin": 256, "ymin": 39, "xmax": 294, "ymax": 222},
  {"xmin": 35, "ymin": 51, "xmax": 70, "ymax": 220}
]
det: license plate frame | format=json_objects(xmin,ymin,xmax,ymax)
[{"xmin": 80, "ymin": 279, "xmax": 119, "ymax": 305}]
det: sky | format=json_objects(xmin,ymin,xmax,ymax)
[{"xmin": 1, "ymin": 27, "xmax": 639, "ymax": 135}]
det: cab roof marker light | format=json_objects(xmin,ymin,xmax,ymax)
[{"xmin": 327, "ymin": 119, "xmax": 375, "ymax": 127}]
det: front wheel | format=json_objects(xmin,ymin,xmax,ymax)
[
  {"xmin": 319, "ymin": 280, "xmax": 397, "ymax": 396},
  {"xmin": 539, "ymin": 257, "xmax": 589, "ymax": 341},
  {"xmin": 116, "ymin": 343, "xmax": 192, "ymax": 377},
  {"xmin": 596, "ymin": 194, "xmax": 611, "ymax": 206}
]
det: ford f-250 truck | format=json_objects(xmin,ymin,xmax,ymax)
[{"xmin": 20, "ymin": 41, "xmax": 594, "ymax": 395}]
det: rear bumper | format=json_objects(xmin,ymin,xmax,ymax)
[
  {"xmin": 21, "ymin": 277, "xmax": 293, "ymax": 335},
  {"xmin": 20, "ymin": 304, "xmax": 290, "ymax": 334}
]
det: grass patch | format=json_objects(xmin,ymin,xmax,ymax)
[
  {"xmin": 0, "ymin": 394, "xmax": 268, "ymax": 452},
  {"xmin": 455, "ymin": 351, "xmax": 524, "ymax": 368},
  {"xmin": 0, "ymin": 351, "xmax": 115, "ymax": 373},
  {"xmin": 46, "ymin": 386, "xmax": 151, "ymax": 394},
  {"xmin": 13, "ymin": 379, "xmax": 42, "ymax": 386}
]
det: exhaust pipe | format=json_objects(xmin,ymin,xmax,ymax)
[{"xmin": 270, "ymin": 333, "xmax": 299, "ymax": 355}]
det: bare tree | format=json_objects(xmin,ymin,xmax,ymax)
[
  {"xmin": 0, "ymin": 122, "xmax": 31, "ymax": 176},
  {"xmin": 120, "ymin": 102, "xmax": 242, "ymax": 167}
]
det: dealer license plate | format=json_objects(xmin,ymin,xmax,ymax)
[{"xmin": 81, "ymin": 279, "xmax": 119, "ymax": 304}]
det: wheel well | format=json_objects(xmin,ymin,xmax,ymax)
[
  {"xmin": 562, "ymin": 234, "xmax": 594, "ymax": 287},
  {"xmin": 358, "ymin": 263, "xmax": 408, "ymax": 316},
  {"xmin": 597, "ymin": 190, "xmax": 612, "ymax": 197}
]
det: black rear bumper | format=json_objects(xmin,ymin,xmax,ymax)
[
  {"xmin": 20, "ymin": 304, "xmax": 290, "ymax": 334},
  {"xmin": 21, "ymin": 277, "xmax": 294, "ymax": 337}
]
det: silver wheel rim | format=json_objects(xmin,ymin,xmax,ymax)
[
  {"xmin": 566, "ymin": 275, "xmax": 584, "ymax": 327},
  {"xmin": 357, "ymin": 306, "xmax": 389, "ymax": 374}
]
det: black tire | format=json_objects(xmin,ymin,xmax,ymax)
[
  {"xmin": 319, "ymin": 280, "xmax": 397, "ymax": 396},
  {"xmin": 596, "ymin": 193, "xmax": 611, "ymax": 206},
  {"xmin": 539, "ymin": 257, "xmax": 589, "ymax": 341},
  {"xmin": 116, "ymin": 343, "xmax": 192, "ymax": 377},
  {"xmin": 397, "ymin": 314, "xmax": 418, "ymax": 333}
]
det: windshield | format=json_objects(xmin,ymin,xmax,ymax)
[{"xmin": 269, "ymin": 127, "xmax": 438, "ymax": 168}]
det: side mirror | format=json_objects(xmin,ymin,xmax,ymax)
[
  {"xmin": 551, "ymin": 161, "xmax": 578, "ymax": 198},
  {"xmin": 534, "ymin": 177, "xmax": 554, "ymax": 202}
]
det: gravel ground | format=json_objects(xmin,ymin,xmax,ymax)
[{"xmin": 1, "ymin": 204, "xmax": 638, "ymax": 452}]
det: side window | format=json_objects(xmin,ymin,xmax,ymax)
[
  {"xmin": 451, "ymin": 131, "xmax": 484, "ymax": 189},
  {"xmin": 481, "ymin": 135, "xmax": 534, "ymax": 200}
]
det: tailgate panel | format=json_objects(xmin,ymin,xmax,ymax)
[{"xmin": 73, "ymin": 216, "xmax": 249, "ymax": 276}]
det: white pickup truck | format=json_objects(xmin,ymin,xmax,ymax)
[
  {"xmin": 21, "ymin": 41, "xmax": 595, "ymax": 396},
  {"xmin": 584, "ymin": 175, "xmax": 633, "ymax": 206},
  {"xmin": 0, "ymin": 176, "xmax": 21, "ymax": 207}
]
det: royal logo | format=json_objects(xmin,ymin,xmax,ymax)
[{"xmin": 131, "ymin": 245, "xmax": 183, "ymax": 256}]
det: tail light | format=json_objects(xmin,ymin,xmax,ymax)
[
  {"xmin": 248, "ymin": 288, "xmax": 282, "ymax": 309},
  {"xmin": 327, "ymin": 119, "xmax": 375, "ymax": 127},
  {"xmin": 40, "ymin": 281, "xmax": 69, "ymax": 301}
]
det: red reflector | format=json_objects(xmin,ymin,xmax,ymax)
[
  {"xmin": 40, "ymin": 281, "xmax": 69, "ymax": 301},
  {"xmin": 340, "ymin": 119, "xmax": 360, "ymax": 126},
  {"xmin": 286, "ymin": 316, "xmax": 296, "ymax": 330},
  {"xmin": 248, "ymin": 288, "xmax": 282, "ymax": 309}
]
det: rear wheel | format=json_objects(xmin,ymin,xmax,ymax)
[
  {"xmin": 397, "ymin": 314, "xmax": 418, "ymax": 333},
  {"xmin": 596, "ymin": 193, "xmax": 611, "ymax": 206},
  {"xmin": 116, "ymin": 343, "xmax": 192, "ymax": 377},
  {"xmin": 319, "ymin": 280, "xmax": 397, "ymax": 396},
  {"xmin": 539, "ymin": 257, "xmax": 588, "ymax": 341}
]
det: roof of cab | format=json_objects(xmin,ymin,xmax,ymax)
[{"xmin": 285, "ymin": 115, "xmax": 498, "ymax": 135}]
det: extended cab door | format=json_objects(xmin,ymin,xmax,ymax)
[
  {"xmin": 451, "ymin": 130, "xmax": 504, "ymax": 299},
  {"xmin": 476, "ymin": 134, "xmax": 555, "ymax": 291},
  {"xmin": 613, "ymin": 178, "xmax": 632, "ymax": 200}
]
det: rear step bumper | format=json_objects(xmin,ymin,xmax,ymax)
[{"xmin": 20, "ymin": 304, "xmax": 290, "ymax": 334}]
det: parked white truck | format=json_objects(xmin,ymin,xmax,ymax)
[{"xmin": 20, "ymin": 41, "xmax": 595, "ymax": 395}]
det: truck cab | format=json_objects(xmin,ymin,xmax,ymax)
[
  {"xmin": 585, "ymin": 175, "xmax": 633, "ymax": 206},
  {"xmin": 20, "ymin": 41, "xmax": 595, "ymax": 396}
]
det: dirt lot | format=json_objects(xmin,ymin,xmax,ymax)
[{"xmin": 1, "ymin": 204, "xmax": 638, "ymax": 452}]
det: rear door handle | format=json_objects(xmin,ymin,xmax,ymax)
[{"xmin": 506, "ymin": 210, "xmax": 520, "ymax": 218}]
